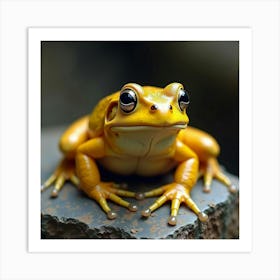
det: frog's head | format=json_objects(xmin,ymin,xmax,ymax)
[
  {"xmin": 101, "ymin": 82, "xmax": 190, "ymax": 156},
  {"xmin": 105, "ymin": 82, "xmax": 190, "ymax": 131}
]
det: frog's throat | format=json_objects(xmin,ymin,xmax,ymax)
[{"xmin": 105, "ymin": 124, "xmax": 187, "ymax": 158}]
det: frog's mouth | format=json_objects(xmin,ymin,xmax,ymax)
[{"xmin": 110, "ymin": 122, "xmax": 187, "ymax": 132}]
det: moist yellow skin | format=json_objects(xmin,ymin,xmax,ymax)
[{"xmin": 42, "ymin": 82, "xmax": 235, "ymax": 226}]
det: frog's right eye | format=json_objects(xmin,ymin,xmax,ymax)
[{"xmin": 119, "ymin": 89, "xmax": 137, "ymax": 113}]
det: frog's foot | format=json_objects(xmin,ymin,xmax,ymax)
[
  {"xmin": 41, "ymin": 158, "xmax": 79, "ymax": 197},
  {"xmin": 140, "ymin": 183, "xmax": 208, "ymax": 226},
  {"xmin": 87, "ymin": 182, "xmax": 138, "ymax": 220},
  {"xmin": 199, "ymin": 158, "xmax": 237, "ymax": 193}
]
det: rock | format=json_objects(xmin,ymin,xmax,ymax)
[{"xmin": 41, "ymin": 127, "xmax": 239, "ymax": 239}]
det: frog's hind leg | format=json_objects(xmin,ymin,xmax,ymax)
[
  {"xmin": 179, "ymin": 127, "xmax": 237, "ymax": 193},
  {"xmin": 42, "ymin": 116, "xmax": 90, "ymax": 197},
  {"xmin": 41, "ymin": 158, "xmax": 79, "ymax": 197},
  {"xmin": 198, "ymin": 158, "xmax": 237, "ymax": 193}
]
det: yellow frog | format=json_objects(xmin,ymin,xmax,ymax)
[{"xmin": 42, "ymin": 82, "xmax": 236, "ymax": 226}]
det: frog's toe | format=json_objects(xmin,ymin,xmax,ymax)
[
  {"xmin": 107, "ymin": 211, "xmax": 117, "ymax": 220},
  {"xmin": 128, "ymin": 204, "xmax": 138, "ymax": 212},
  {"xmin": 168, "ymin": 215, "xmax": 177, "ymax": 226},
  {"xmin": 141, "ymin": 194, "xmax": 168, "ymax": 218},
  {"xmin": 41, "ymin": 173, "xmax": 67, "ymax": 198},
  {"xmin": 109, "ymin": 186, "xmax": 138, "ymax": 199},
  {"xmin": 229, "ymin": 184, "xmax": 238, "ymax": 193},
  {"xmin": 202, "ymin": 171, "xmax": 213, "ymax": 193},
  {"xmin": 107, "ymin": 192, "xmax": 138, "ymax": 212},
  {"xmin": 50, "ymin": 174, "xmax": 66, "ymax": 197},
  {"xmin": 213, "ymin": 170, "xmax": 239, "ymax": 193},
  {"xmin": 166, "ymin": 198, "xmax": 182, "ymax": 225},
  {"xmin": 170, "ymin": 196, "xmax": 208, "ymax": 225},
  {"xmin": 41, "ymin": 158, "xmax": 78, "ymax": 197},
  {"xmin": 197, "ymin": 212, "xmax": 208, "ymax": 222},
  {"xmin": 135, "ymin": 192, "xmax": 145, "ymax": 200},
  {"xmin": 141, "ymin": 208, "xmax": 152, "ymax": 217},
  {"xmin": 98, "ymin": 197, "xmax": 116, "ymax": 219},
  {"xmin": 89, "ymin": 183, "xmax": 139, "ymax": 219},
  {"xmin": 215, "ymin": 170, "xmax": 231, "ymax": 188},
  {"xmin": 41, "ymin": 174, "xmax": 57, "ymax": 192},
  {"xmin": 200, "ymin": 158, "xmax": 234, "ymax": 193},
  {"xmin": 51, "ymin": 189, "xmax": 59, "ymax": 198},
  {"xmin": 184, "ymin": 195, "xmax": 208, "ymax": 223}
]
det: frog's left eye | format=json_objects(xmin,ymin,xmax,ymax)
[
  {"xmin": 178, "ymin": 89, "xmax": 190, "ymax": 112},
  {"xmin": 120, "ymin": 89, "xmax": 137, "ymax": 113}
]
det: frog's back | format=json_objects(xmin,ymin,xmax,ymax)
[
  {"xmin": 88, "ymin": 92, "xmax": 119, "ymax": 138},
  {"xmin": 58, "ymin": 92, "xmax": 118, "ymax": 158}
]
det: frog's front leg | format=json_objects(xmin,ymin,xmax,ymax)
[
  {"xmin": 141, "ymin": 140, "xmax": 208, "ymax": 226},
  {"xmin": 76, "ymin": 138, "xmax": 138, "ymax": 219}
]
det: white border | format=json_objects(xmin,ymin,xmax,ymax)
[
  {"xmin": 1, "ymin": 1, "xmax": 279, "ymax": 279},
  {"xmin": 28, "ymin": 27, "xmax": 252, "ymax": 253}
]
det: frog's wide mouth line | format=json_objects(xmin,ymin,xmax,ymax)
[{"xmin": 109, "ymin": 123, "xmax": 187, "ymax": 132}]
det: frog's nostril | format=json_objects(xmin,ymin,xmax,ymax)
[{"xmin": 151, "ymin": 104, "xmax": 158, "ymax": 111}]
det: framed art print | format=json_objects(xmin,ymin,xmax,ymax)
[{"xmin": 28, "ymin": 27, "xmax": 252, "ymax": 253}]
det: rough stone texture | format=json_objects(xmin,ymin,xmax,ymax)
[{"xmin": 41, "ymin": 126, "xmax": 239, "ymax": 239}]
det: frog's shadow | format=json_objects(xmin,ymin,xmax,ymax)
[{"xmin": 97, "ymin": 164, "xmax": 175, "ymax": 193}]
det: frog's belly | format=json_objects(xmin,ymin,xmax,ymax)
[{"xmin": 98, "ymin": 156, "xmax": 177, "ymax": 177}]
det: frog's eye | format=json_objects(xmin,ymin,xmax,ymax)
[
  {"xmin": 120, "ymin": 88, "xmax": 137, "ymax": 113},
  {"xmin": 178, "ymin": 89, "xmax": 190, "ymax": 112}
]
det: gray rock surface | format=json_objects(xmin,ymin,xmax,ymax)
[{"xmin": 41, "ymin": 127, "xmax": 239, "ymax": 239}]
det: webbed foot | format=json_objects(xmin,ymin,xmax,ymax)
[
  {"xmin": 140, "ymin": 183, "xmax": 208, "ymax": 226},
  {"xmin": 86, "ymin": 182, "xmax": 138, "ymax": 219},
  {"xmin": 41, "ymin": 158, "xmax": 79, "ymax": 197},
  {"xmin": 199, "ymin": 158, "xmax": 237, "ymax": 193}
]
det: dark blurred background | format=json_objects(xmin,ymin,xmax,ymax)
[{"xmin": 41, "ymin": 41, "xmax": 239, "ymax": 176}]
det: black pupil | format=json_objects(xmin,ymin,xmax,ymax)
[
  {"xmin": 179, "ymin": 90, "xmax": 189, "ymax": 104},
  {"xmin": 120, "ymin": 90, "xmax": 136, "ymax": 104}
]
